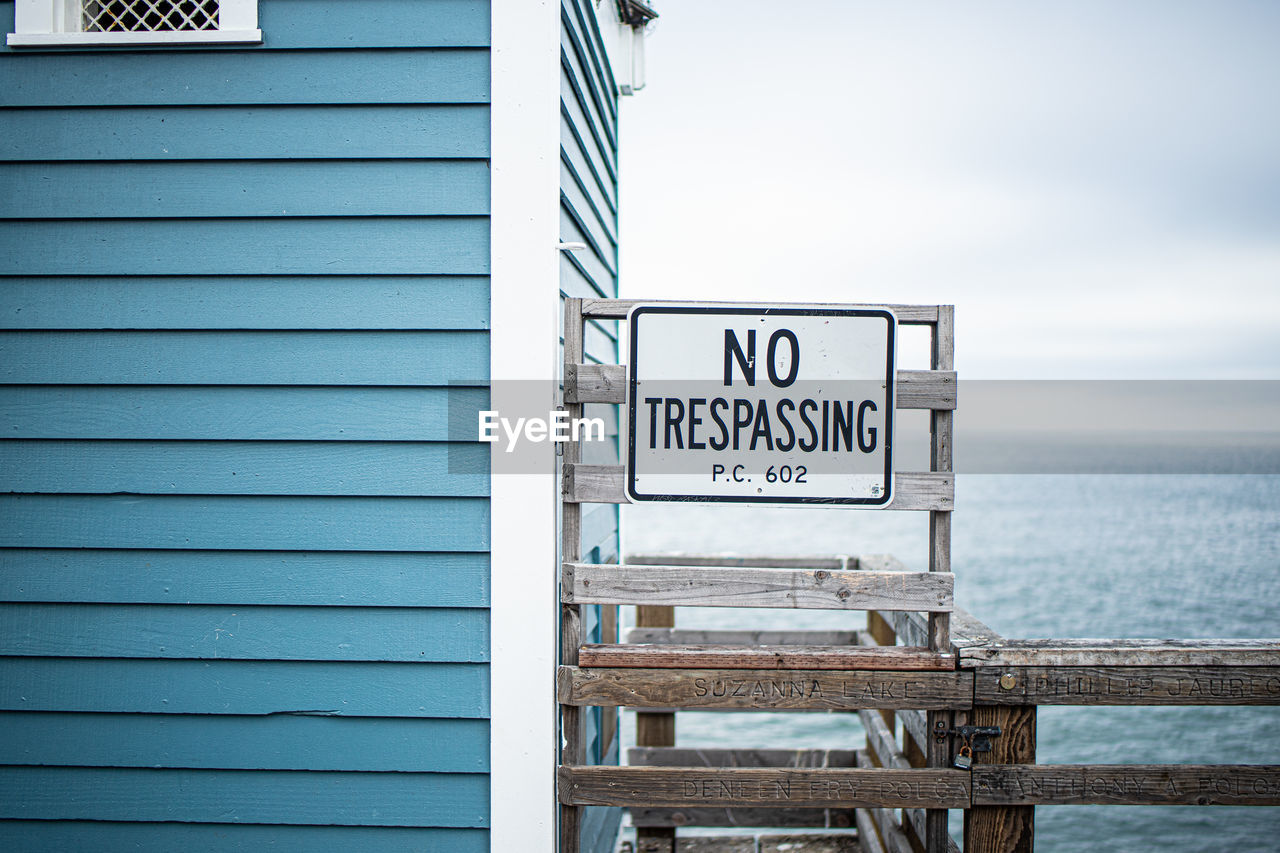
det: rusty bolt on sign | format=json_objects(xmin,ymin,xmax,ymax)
[{"xmin": 999, "ymin": 672, "xmax": 1018, "ymax": 690}]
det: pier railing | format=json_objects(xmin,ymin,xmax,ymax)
[
  {"xmin": 555, "ymin": 298, "xmax": 1279, "ymax": 853},
  {"xmin": 559, "ymin": 552, "xmax": 1280, "ymax": 852}
]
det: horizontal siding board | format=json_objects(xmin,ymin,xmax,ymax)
[
  {"xmin": 0, "ymin": 603, "xmax": 489, "ymax": 661},
  {"xmin": 0, "ymin": 822, "xmax": 488, "ymax": 853},
  {"xmin": 0, "ymin": 549, "xmax": 491, "ymax": 607},
  {"xmin": 0, "ymin": 217, "xmax": 489, "ymax": 275},
  {"xmin": 255, "ymin": 0, "xmax": 490, "ymax": 49},
  {"xmin": 560, "ymin": 253, "xmax": 609, "ymax": 302},
  {"xmin": 0, "ymin": 49, "xmax": 489, "ymax": 107},
  {"xmin": 0, "ymin": 0, "xmax": 491, "ymax": 51},
  {"xmin": 560, "ymin": 177, "xmax": 616, "ymax": 255},
  {"xmin": 0, "ymin": 275, "xmax": 490, "ymax": 330},
  {"xmin": 560, "ymin": 43, "xmax": 614, "ymax": 154},
  {"xmin": 559, "ymin": 53, "xmax": 615, "ymax": 178},
  {"xmin": 561, "ymin": 107, "xmax": 616, "ymax": 213},
  {"xmin": 0, "ymin": 161, "xmax": 490, "ymax": 219},
  {"xmin": 560, "ymin": 196, "xmax": 616, "ymax": 277},
  {"xmin": 561, "ymin": 14, "xmax": 615, "ymax": 146},
  {"xmin": 569, "ymin": 0, "xmax": 617, "ymax": 116},
  {"xmin": 0, "ymin": 494, "xmax": 489, "ymax": 551},
  {"xmin": 0, "ymin": 386, "xmax": 488, "ymax": 440},
  {"xmin": 0, "ymin": 330, "xmax": 488, "ymax": 384},
  {"xmin": 0, "ymin": 105, "xmax": 489, "ymax": 161},
  {"xmin": 0, "ymin": 658, "xmax": 490, "ymax": 717},
  {"xmin": 0, "ymin": 766, "xmax": 489, "ymax": 827},
  {"xmin": 561, "ymin": 155, "xmax": 615, "ymax": 245},
  {"xmin": 0, "ymin": 440, "xmax": 488, "ymax": 496},
  {"xmin": 560, "ymin": 88, "xmax": 614, "ymax": 187},
  {"xmin": 0, "ymin": 712, "xmax": 488, "ymax": 771}
]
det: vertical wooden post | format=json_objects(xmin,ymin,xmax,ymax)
[
  {"xmin": 634, "ymin": 604, "xmax": 675, "ymax": 853},
  {"xmin": 600, "ymin": 603, "xmax": 618, "ymax": 757},
  {"xmin": 925, "ymin": 305, "xmax": 955, "ymax": 853},
  {"xmin": 964, "ymin": 705, "xmax": 1036, "ymax": 853},
  {"xmin": 560, "ymin": 298, "xmax": 585, "ymax": 853}
]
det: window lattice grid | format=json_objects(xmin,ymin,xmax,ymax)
[{"xmin": 82, "ymin": 0, "xmax": 220, "ymax": 32}]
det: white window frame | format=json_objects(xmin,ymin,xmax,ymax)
[{"xmin": 8, "ymin": 0, "xmax": 262, "ymax": 46}]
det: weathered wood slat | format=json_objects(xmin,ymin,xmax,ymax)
[
  {"xmin": 974, "ymin": 666, "xmax": 1280, "ymax": 705},
  {"xmin": 580, "ymin": 644, "xmax": 956, "ymax": 671},
  {"xmin": 855, "ymin": 554, "xmax": 909, "ymax": 573},
  {"xmin": 882, "ymin": 736, "xmax": 931, "ymax": 852},
  {"xmin": 565, "ymin": 363, "xmax": 956, "ymax": 410},
  {"xmin": 964, "ymin": 704, "xmax": 1035, "ymax": 852},
  {"xmin": 949, "ymin": 607, "xmax": 1003, "ymax": 652},
  {"xmin": 558, "ymin": 766, "xmax": 971, "ymax": 809},
  {"xmin": 854, "ymin": 751, "xmax": 921, "ymax": 853},
  {"xmin": 628, "ymin": 747, "xmax": 859, "ymax": 830},
  {"xmin": 972, "ymin": 765, "xmax": 1280, "ymax": 806},
  {"xmin": 565, "ymin": 465, "xmax": 954, "ymax": 510},
  {"xmin": 629, "ymin": 748, "xmax": 859, "ymax": 769},
  {"xmin": 582, "ymin": 299, "xmax": 942, "ymax": 325},
  {"xmin": 564, "ymin": 563, "xmax": 954, "ymax": 612},
  {"xmin": 858, "ymin": 710, "xmax": 910, "ymax": 771},
  {"xmin": 560, "ymin": 298, "xmax": 585, "ymax": 853},
  {"xmin": 633, "ymin": 603, "xmax": 676, "ymax": 853},
  {"xmin": 625, "ymin": 629, "xmax": 862, "ymax": 646},
  {"xmin": 629, "ymin": 805, "xmax": 856, "ymax": 830},
  {"xmin": 558, "ymin": 666, "xmax": 974, "ymax": 711},
  {"xmin": 897, "ymin": 371, "xmax": 957, "ymax": 410},
  {"xmin": 888, "ymin": 611, "xmax": 929, "ymax": 649},
  {"xmin": 900, "ymin": 709, "xmax": 929, "ymax": 760},
  {"xmin": 855, "ymin": 806, "xmax": 887, "ymax": 853},
  {"xmin": 961, "ymin": 639, "xmax": 1280, "ymax": 668},
  {"xmin": 564, "ymin": 363, "xmax": 626, "ymax": 404},
  {"xmin": 629, "ymin": 554, "xmax": 848, "ymax": 570}
]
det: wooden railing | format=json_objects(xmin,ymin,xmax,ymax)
[
  {"xmin": 558, "ymin": 561, "xmax": 1280, "ymax": 852},
  {"xmin": 555, "ymin": 300, "xmax": 1279, "ymax": 853}
]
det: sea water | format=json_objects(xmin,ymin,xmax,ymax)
[{"xmin": 618, "ymin": 475, "xmax": 1280, "ymax": 851}]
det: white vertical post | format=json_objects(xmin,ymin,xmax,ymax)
[{"xmin": 490, "ymin": 1, "xmax": 562, "ymax": 851}]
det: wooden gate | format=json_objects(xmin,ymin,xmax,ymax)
[{"xmin": 556, "ymin": 298, "xmax": 1280, "ymax": 853}]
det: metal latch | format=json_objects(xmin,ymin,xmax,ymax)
[{"xmin": 943, "ymin": 725, "xmax": 1002, "ymax": 752}]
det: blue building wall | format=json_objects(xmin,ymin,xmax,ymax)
[
  {"xmin": 559, "ymin": 2, "xmax": 623, "ymax": 851},
  {"xmin": 0, "ymin": 0, "xmax": 493, "ymax": 850}
]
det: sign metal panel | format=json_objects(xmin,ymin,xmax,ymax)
[{"xmin": 626, "ymin": 304, "xmax": 896, "ymax": 506}]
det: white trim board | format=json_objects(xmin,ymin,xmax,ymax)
[{"xmin": 489, "ymin": 1, "xmax": 562, "ymax": 851}]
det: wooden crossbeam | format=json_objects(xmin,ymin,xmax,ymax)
[
  {"xmin": 856, "ymin": 749, "xmax": 952, "ymax": 853},
  {"xmin": 973, "ymin": 666, "xmax": 1280, "ymax": 705},
  {"xmin": 564, "ymin": 464, "xmax": 954, "ymax": 511},
  {"xmin": 625, "ymin": 628, "xmax": 862, "ymax": 646},
  {"xmin": 627, "ymin": 553, "xmax": 848, "ymax": 569},
  {"xmin": 972, "ymin": 765, "xmax": 1280, "ymax": 806},
  {"xmin": 558, "ymin": 766, "xmax": 971, "ymax": 809},
  {"xmin": 580, "ymin": 644, "xmax": 956, "ymax": 671},
  {"xmin": 557, "ymin": 666, "xmax": 974, "ymax": 710},
  {"xmin": 627, "ymin": 747, "xmax": 859, "ymax": 829},
  {"xmin": 961, "ymin": 639, "xmax": 1280, "ymax": 668},
  {"xmin": 565, "ymin": 363, "xmax": 956, "ymax": 410},
  {"xmin": 563, "ymin": 563, "xmax": 953, "ymax": 612},
  {"xmin": 581, "ymin": 299, "xmax": 944, "ymax": 324}
]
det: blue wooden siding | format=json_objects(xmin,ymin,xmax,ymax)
[
  {"xmin": 0, "ymin": 0, "xmax": 492, "ymax": 849},
  {"xmin": 559, "ymin": 2, "xmax": 622, "ymax": 851}
]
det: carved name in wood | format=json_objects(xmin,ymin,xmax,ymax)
[
  {"xmin": 975, "ymin": 667, "xmax": 1280, "ymax": 705},
  {"xmin": 558, "ymin": 666, "xmax": 973, "ymax": 710},
  {"xmin": 559, "ymin": 766, "xmax": 971, "ymax": 809},
  {"xmin": 972, "ymin": 765, "xmax": 1280, "ymax": 806}
]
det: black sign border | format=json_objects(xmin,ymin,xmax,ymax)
[{"xmin": 626, "ymin": 305, "xmax": 896, "ymax": 506}]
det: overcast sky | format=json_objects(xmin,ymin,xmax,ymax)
[{"xmin": 616, "ymin": 1, "xmax": 1280, "ymax": 380}]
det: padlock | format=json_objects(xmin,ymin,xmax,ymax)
[{"xmin": 953, "ymin": 744, "xmax": 973, "ymax": 770}]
